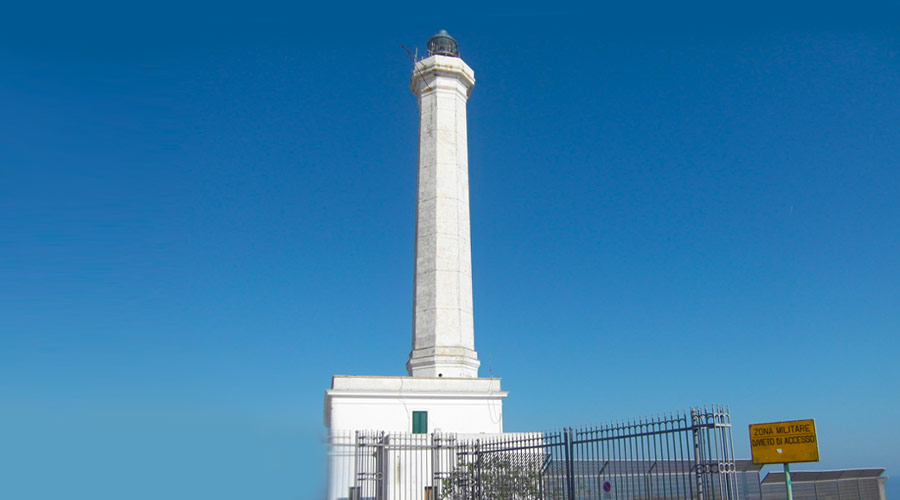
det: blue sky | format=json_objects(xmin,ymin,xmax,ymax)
[{"xmin": 2, "ymin": 4, "xmax": 899, "ymax": 499}]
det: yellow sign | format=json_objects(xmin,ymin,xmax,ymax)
[{"xmin": 749, "ymin": 419, "xmax": 819, "ymax": 464}]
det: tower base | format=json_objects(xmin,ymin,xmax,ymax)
[
  {"xmin": 406, "ymin": 346, "xmax": 481, "ymax": 378},
  {"xmin": 324, "ymin": 375, "xmax": 505, "ymax": 434}
]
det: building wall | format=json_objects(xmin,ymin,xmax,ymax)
[
  {"xmin": 325, "ymin": 376, "xmax": 506, "ymax": 500},
  {"xmin": 761, "ymin": 478, "xmax": 887, "ymax": 500},
  {"xmin": 735, "ymin": 470, "xmax": 763, "ymax": 500},
  {"xmin": 325, "ymin": 376, "xmax": 506, "ymax": 434},
  {"xmin": 329, "ymin": 394, "xmax": 504, "ymax": 434}
]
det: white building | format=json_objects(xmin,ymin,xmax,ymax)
[{"xmin": 323, "ymin": 30, "xmax": 508, "ymax": 500}]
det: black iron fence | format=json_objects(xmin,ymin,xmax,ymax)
[{"xmin": 328, "ymin": 405, "xmax": 738, "ymax": 500}]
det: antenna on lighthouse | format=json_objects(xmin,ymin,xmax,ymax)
[
  {"xmin": 402, "ymin": 43, "xmax": 432, "ymax": 93},
  {"xmin": 400, "ymin": 44, "xmax": 419, "ymax": 63}
]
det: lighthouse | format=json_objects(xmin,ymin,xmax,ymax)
[
  {"xmin": 324, "ymin": 30, "xmax": 506, "ymax": 435},
  {"xmin": 407, "ymin": 30, "xmax": 481, "ymax": 379}
]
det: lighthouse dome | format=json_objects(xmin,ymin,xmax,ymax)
[{"xmin": 427, "ymin": 30, "xmax": 459, "ymax": 57}]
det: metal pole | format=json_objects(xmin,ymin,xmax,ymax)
[
  {"xmin": 691, "ymin": 408, "xmax": 705, "ymax": 500},
  {"xmin": 476, "ymin": 440, "xmax": 482, "ymax": 500},
  {"xmin": 431, "ymin": 432, "xmax": 439, "ymax": 500},
  {"xmin": 565, "ymin": 428, "xmax": 576, "ymax": 500},
  {"xmin": 784, "ymin": 463, "xmax": 793, "ymax": 500}
]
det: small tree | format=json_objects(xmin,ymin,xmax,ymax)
[{"xmin": 441, "ymin": 451, "xmax": 543, "ymax": 500}]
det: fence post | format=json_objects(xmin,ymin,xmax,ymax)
[
  {"xmin": 377, "ymin": 432, "xmax": 386, "ymax": 500},
  {"xmin": 475, "ymin": 439, "xmax": 482, "ymax": 500},
  {"xmin": 539, "ymin": 461, "xmax": 545, "ymax": 500},
  {"xmin": 565, "ymin": 427, "xmax": 576, "ymax": 500},
  {"xmin": 432, "ymin": 432, "xmax": 440, "ymax": 500},
  {"xmin": 691, "ymin": 409, "xmax": 705, "ymax": 500}
]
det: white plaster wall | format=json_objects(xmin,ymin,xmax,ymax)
[
  {"xmin": 325, "ymin": 376, "xmax": 505, "ymax": 434},
  {"xmin": 329, "ymin": 394, "xmax": 504, "ymax": 434},
  {"xmin": 325, "ymin": 376, "xmax": 507, "ymax": 500},
  {"xmin": 326, "ymin": 433, "xmax": 355, "ymax": 500}
]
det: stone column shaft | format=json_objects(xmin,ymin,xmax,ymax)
[{"xmin": 407, "ymin": 55, "xmax": 480, "ymax": 378}]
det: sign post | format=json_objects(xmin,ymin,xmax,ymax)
[
  {"xmin": 749, "ymin": 419, "xmax": 818, "ymax": 500},
  {"xmin": 784, "ymin": 463, "xmax": 792, "ymax": 500}
]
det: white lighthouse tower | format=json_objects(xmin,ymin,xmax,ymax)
[
  {"xmin": 324, "ymin": 30, "xmax": 506, "ymax": 435},
  {"xmin": 407, "ymin": 30, "xmax": 481, "ymax": 379}
]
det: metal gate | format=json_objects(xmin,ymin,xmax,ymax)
[
  {"xmin": 447, "ymin": 405, "xmax": 738, "ymax": 500},
  {"xmin": 330, "ymin": 405, "xmax": 738, "ymax": 500}
]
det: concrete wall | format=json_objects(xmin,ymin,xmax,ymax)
[{"xmin": 324, "ymin": 375, "xmax": 506, "ymax": 434}]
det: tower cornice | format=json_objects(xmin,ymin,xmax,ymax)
[{"xmin": 411, "ymin": 55, "xmax": 475, "ymax": 98}]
